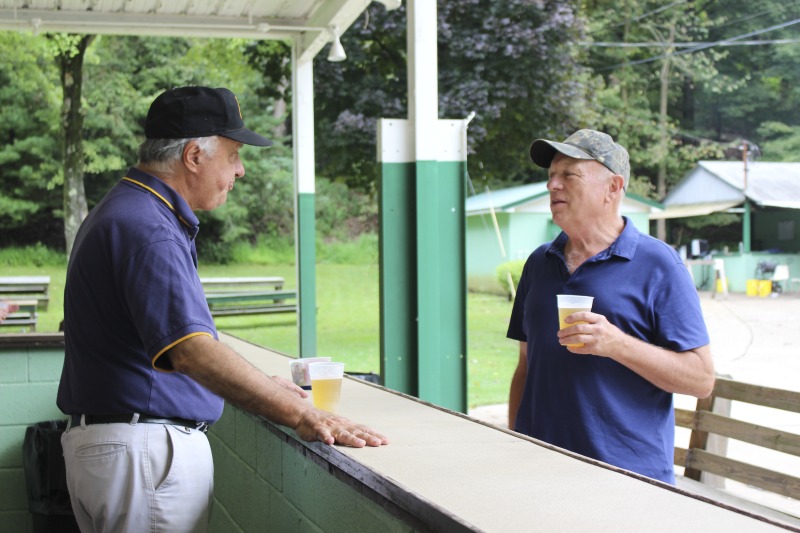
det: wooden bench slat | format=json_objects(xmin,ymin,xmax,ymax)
[
  {"xmin": 714, "ymin": 377, "xmax": 800, "ymax": 414},
  {"xmin": 0, "ymin": 276, "xmax": 51, "ymax": 315},
  {"xmin": 674, "ymin": 408, "xmax": 695, "ymax": 429},
  {"xmin": 691, "ymin": 410, "xmax": 800, "ymax": 458},
  {"xmin": 685, "ymin": 448, "xmax": 800, "ymax": 500},
  {"xmin": 210, "ymin": 304, "xmax": 297, "ymax": 316},
  {"xmin": 205, "ymin": 290, "xmax": 296, "ymax": 304}
]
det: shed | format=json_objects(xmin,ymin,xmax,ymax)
[
  {"xmin": 658, "ymin": 161, "xmax": 800, "ymax": 293},
  {"xmin": 465, "ymin": 182, "xmax": 663, "ymax": 290}
]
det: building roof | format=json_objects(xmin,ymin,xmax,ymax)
[
  {"xmin": 465, "ymin": 182, "xmax": 662, "ymax": 216},
  {"xmin": 0, "ymin": 0, "xmax": 398, "ymax": 62},
  {"xmin": 658, "ymin": 161, "xmax": 800, "ymax": 219}
]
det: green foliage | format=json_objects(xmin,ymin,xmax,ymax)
[
  {"xmin": 496, "ymin": 260, "xmax": 525, "ymax": 299},
  {"xmin": 0, "ymin": 244, "xmax": 65, "ymax": 267},
  {"xmin": 0, "ymin": 32, "xmax": 62, "ymax": 247},
  {"xmin": 758, "ymin": 121, "xmax": 800, "ymax": 161}
]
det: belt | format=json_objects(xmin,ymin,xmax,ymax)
[{"xmin": 69, "ymin": 414, "xmax": 209, "ymax": 433}]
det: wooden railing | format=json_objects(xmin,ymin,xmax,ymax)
[{"xmin": 675, "ymin": 377, "xmax": 800, "ymax": 526}]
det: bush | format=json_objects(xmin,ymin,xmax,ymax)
[
  {"xmin": 0, "ymin": 243, "xmax": 65, "ymax": 267},
  {"xmin": 496, "ymin": 260, "xmax": 526, "ymax": 300}
]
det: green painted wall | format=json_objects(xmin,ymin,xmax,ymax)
[
  {"xmin": 0, "ymin": 343, "xmax": 66, "ymax": 532},
  {"xmin": 209, "ymin": 405, "xmax": 412, "ymax": 533},
  {"xmin": 0, "ymin": 343, "xmax": 415, "ymax": 533}
]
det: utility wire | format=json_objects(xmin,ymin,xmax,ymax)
[
  {"xmin": 597, "ymin": 17, "xmax": 800, "ymax": 71},
  {"xmin": 584, "ymin": 39, "xmax": 800, "ymax": 48}
]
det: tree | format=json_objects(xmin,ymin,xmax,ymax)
[
  {"xmin": 302, "ymin": 0, "xmax": 593, "ymax": 192},
  {"xmin": 51, "ymin": 33, "xmax": 96, "ymax": 257}
]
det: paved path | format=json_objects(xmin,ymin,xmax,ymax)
[{"xmin": 468, "ymin": 290, "xmax": 800, "ymax": 518}]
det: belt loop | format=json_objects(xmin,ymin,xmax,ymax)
[
  {"xmin": 80, "ymin": 414, "xmax": 87, "ymax": 429},
  {"xmin": 66, "ymin": 416, "xmax": 73, "ymax": 432},
  {"xmin": 129, "ymin": 413, "xmax": 140, "ymax": 426}
]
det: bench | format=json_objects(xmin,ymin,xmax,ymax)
[
  {"xmin": 0, "ymin": 276, "xmax": 50, "ymax": 332},
  {"xmin": 200, "ymin": 277, "xmax": 297, "ymax": 317},
  {"xmin": 674, "ymin": 377, "xmax": 800, "ymax": 528}
]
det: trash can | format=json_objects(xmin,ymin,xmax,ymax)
[{"xmin": 23, "ymin": 420, "xmax": 80, "ymax": 533}]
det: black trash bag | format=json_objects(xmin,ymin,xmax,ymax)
[{"xmin": 23, "ymin": 420, "xmax": 80, "ymax": 532}]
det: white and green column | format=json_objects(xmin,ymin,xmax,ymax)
[
  {"xmin": 377, "ymin": 0, "xmax": 468, "ymax": 412},
  {"xmin": 292, "ymin": 42, "xmax": 317, "ymax": 357}
]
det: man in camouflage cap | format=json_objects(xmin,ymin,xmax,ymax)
[
  {"xmin": 529, "ymin": 129, "xmax": 631, "ymax": 190},
  {"xmin": 506, "ymin": 129, "xmax": 714, "ymax": 483}
]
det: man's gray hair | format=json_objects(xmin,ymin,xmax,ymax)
[{"xmin": 137, "ymin": 136, "xmax": 219, "ymax": 174}]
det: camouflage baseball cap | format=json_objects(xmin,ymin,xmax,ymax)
[{"xmin": 529, "ymin": 129, "xmax": 630, "ymax": 187}]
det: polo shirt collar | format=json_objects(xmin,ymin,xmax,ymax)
[
  {"xmin": 122, "ymin": 167, "xmax": 200, "ymax": 233},
  {"xmin": 547, "ymin": 216, "xmax": 639, "ymax": 262}
]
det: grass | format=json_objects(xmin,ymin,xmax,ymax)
[{"xmin": 3, "ymin": 247, "xmax": 516, "ymax": 409}]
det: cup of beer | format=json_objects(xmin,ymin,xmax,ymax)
[
  {"xmin": 556, "ymin": 294, "xmax": 594, "ymax": 347},
  {"xmin": 289, "ymin": 357, "xmax": 332, "ymax": 390},
  {"xmin": 308, "ymin": 361, "xmax": 345, "ymax": 413}
]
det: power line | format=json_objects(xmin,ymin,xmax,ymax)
[
  {"xmin": 588, "ymin": 0, "xmax": 689, "ymax": 35},
  {"xmin": 598, "ymin": 17, "xmax": 800, "ymax": 71},
  {"xmin": 584, "ymin": 39, "xmax": 800, "ymax": 48}
]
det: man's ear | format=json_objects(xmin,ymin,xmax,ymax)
[
  {"xmin": 183, "ymin": 140, "xmax": 202, "ymax": 170},
  {"xmin": 610, "ymin": 173, "xmax": 626, "ymax": 194}
]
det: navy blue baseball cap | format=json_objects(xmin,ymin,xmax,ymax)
[{"xmin": 145, "ymin": 86, "xmax": 272, "ymax": 147}]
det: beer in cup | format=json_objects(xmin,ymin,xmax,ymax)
[
  {"xmin": 308, "ymin": 361, "xmax": 345, "ymax": 413},
  {"xmin": 556, "ymin": 294, "xmax": 594, "ymax": 347}
]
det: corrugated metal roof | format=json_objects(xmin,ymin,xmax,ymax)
[
  {"xmin": 0, "ymin": 0, "xmax": 399, "ymax": 61},
  {"xmin": 465, "ymin": 181, "xmax": 662, "ymax": 215},
  {"xmin": 465, "ymin": 182, "xmax": 549, "ymax": 214},
  {"xmin": 664, "ymin": 161, "xmax": 800, "ymax": 210}
]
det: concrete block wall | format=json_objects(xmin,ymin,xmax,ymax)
[
  {"xmin": 0, "ymin": 341, "xmax": 66, "ymax": 533},
  {"xmin": 209, "ymin": 404, "xmax": 414, "ymax": 533}
]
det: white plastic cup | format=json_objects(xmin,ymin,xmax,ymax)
[
  {"xmin": 289, "ymin": 357, "xmax": 331, "ymax": 390},
  {"xmin": 308, "ymin": 361, "xmax": 345, "ymax": 413},
  {"xmin": 556, "ymin": 294, "xmax": 594, "ymax": 347}
]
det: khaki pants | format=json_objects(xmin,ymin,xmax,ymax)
[{"xmin": 62, "ymin": 418, "xmax": 214, "ymax": 533}]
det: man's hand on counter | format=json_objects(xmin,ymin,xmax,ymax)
[{"xmin": 295, "ymin": 409, "xmax": 390, "ymax": 448}]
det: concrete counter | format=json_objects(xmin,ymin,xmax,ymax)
[{"xmin": 218, "ymin": 333, "xmax": 793, "ymax": 532}]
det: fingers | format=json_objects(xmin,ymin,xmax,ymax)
[{"xmin": 324, "ymin": 426, "xmax": 389, "ymax": 448}]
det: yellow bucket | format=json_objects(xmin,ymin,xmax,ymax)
[
  {"xmin": 746, "ymin": 279, "xmax": 758, "ymax": 296},
  {"xmin": 758, "ymin": 280, "xmax": 772, "ymax": 297}
]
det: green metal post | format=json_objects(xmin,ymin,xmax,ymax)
[
  {"xmin": 379, "ymin": 157, "xmax": 417, "ymax": 394},
  {"xmin": 743, "ymin": 199, "xmax": 752, "ymax": 254},
  {"xmin": 415, "ymin": 160, "xmax": 466, "ymax": 411}
]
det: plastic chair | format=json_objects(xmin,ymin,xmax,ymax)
[{"xmin": 772, "ymin": 264, "xmax": 790, "ymax": 294}]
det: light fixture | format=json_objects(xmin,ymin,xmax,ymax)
[{"xmin": 327, "ymin": 26, "xmax": 346, "ymax": 62}]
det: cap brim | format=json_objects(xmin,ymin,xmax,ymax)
[
  {"xmin": 220, "ymin": 128, "xmax": 273, "ymax": 147},
  {"xmin": 529, "ymin": 139, "xmax": 594, "ymax": 168}
]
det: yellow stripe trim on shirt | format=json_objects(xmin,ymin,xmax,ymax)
[
  {"xmin": 122, "ymin": 176, "xmax": 192, "ymax": 228},
  {"xmin": 151, "ymin": 331, "xmax": 214, "ymax": 372}
]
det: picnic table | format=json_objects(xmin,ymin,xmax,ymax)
[
  {"xmin": 0, "ymin": 276, "xmax": 51, "ymax": 332},
  {"xmin": 201, "ymin": 277, "xmax": 297, "ymax": 317}
]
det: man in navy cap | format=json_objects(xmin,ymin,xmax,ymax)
[
  {"xmin": 506, "ymin": 129, "xmax": 714, "ymax": 483},
  {"xmin": 58, "ymin": 87, "xmax": 388, "ymax": 532}
]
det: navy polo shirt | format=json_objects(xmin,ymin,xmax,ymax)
[
  {"xmin": 57, "ymin": 167, "xmax": 223, "ymax": 423},
  {"xmin": 507, "ymin": 218, "xmax": 709, "ymax": 482}
]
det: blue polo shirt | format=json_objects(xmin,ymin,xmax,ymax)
[
  {"xmin": 507, "ymin": 218, "xmax": 709, "ymax": 483},
  {"xmin": 57, "ymin": 167, "xmax": 223, "ymax": 423}
]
